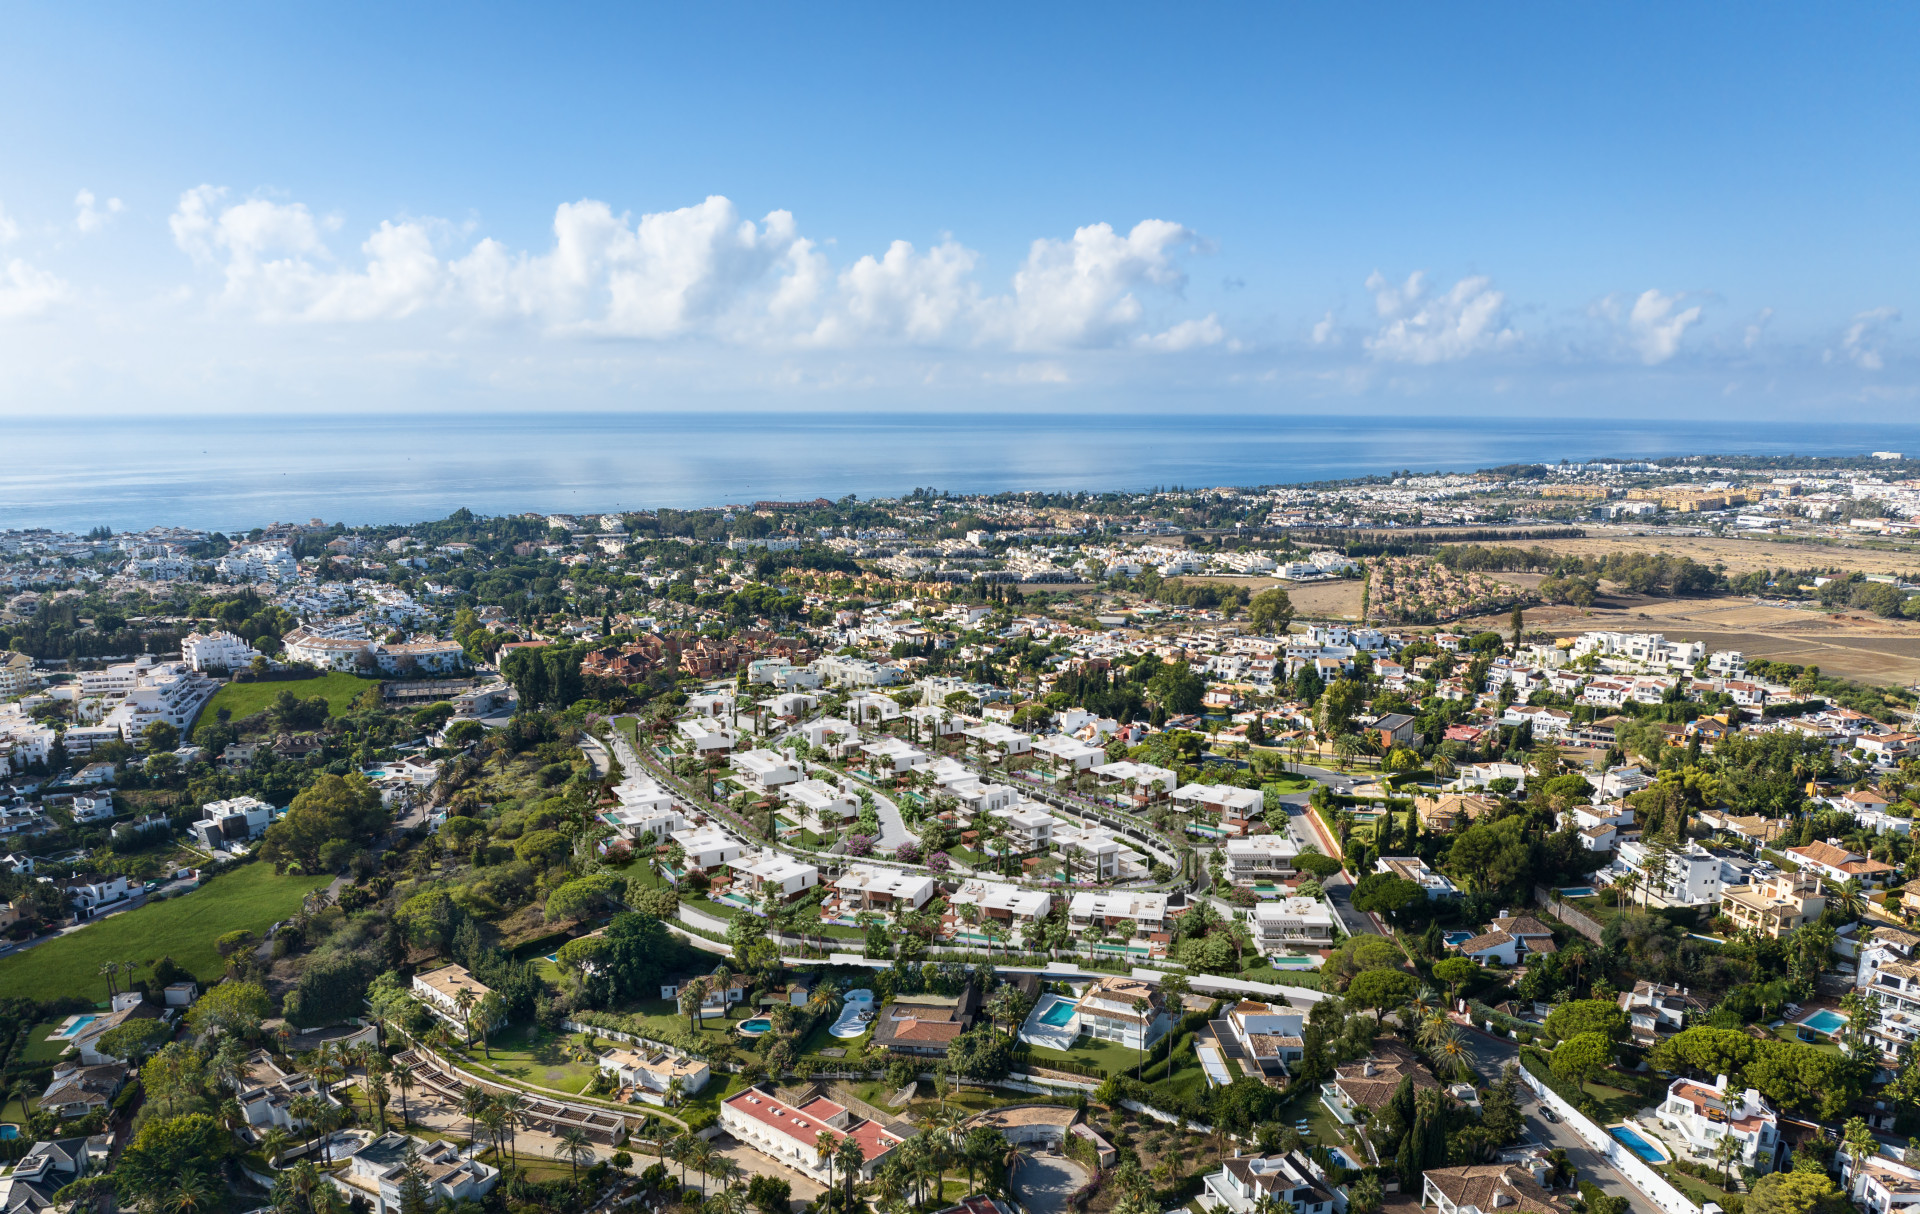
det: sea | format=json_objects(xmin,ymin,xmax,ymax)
[{"xmin": 4, "ymin": 411, "xmax": 1919, "ymax": 533}]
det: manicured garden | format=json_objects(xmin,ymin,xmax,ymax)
[
  {"xmin": 193, "ymin": 671, "xmax": 382, "ymax": 740},
  {"xmin": 454, "ymin": 1022, "xmax": 602, "ymax": 1094},
  {"xmin": 0, "ymin": 862, "xmax": 332, "ymax": 1000}
]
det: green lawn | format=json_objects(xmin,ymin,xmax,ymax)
[
  {"xmin": 455, "ymin": 1023, "xmax": 600, "ymax": 1094},
  {"xmin": 1, "ymin": 1096, "xmax": 30, "ymax": 1126},
  {"xmin": 193, "ymin": 672, "xmax": 382, "ymax": 740},
  {"xmin": 22, "ymin": 1022, "xmax": 75, "ymax": 1063},
  {"xmin": 0, "ymin": 862, "xmax": 332, "ymax": 999},
  {"xmin": 1024, "ymin": 1035, "xmax": 1147, "ymax": 1078}
]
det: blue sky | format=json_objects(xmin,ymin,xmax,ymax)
[{"xmin": 1, "ymin": 2, "xmax": 1916, "ymax": 417}]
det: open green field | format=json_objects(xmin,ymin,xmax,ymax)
[
  {"xmin": 0, "ymin": 863, "xmax": 331, "ymax": 1000},
  {"xmin": 193, "ymin": 672, "xmax": 381, "ymax": 740}
]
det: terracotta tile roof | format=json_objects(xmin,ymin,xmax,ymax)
[
  {"xmin": 1422, "ymin": 1165, "xmax": 1566, "ymax": 1214},
  {"xmin": 1331, "ymin": 1040, "xmax": 1442, "ymax": 1109}
]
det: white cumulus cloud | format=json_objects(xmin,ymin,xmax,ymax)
[
  {"xmin": 1834, "ymin": 306, "xmax": 1899, "ymax": 370},
  {"xmin": 0, "ymin": 258, "xmax": 68, "ymax": 319},
  {"xmin": 1625, "ymin": 289, "xmax": 1703, "ymax": 364},
  {"xmin": 1363, "ymin": 270, "xmax": 1516, "ymax": 363},
  {"xmin": 74, "ymin": 189, "xmax": 124, "ymax": 234},
  {"xmin": 166, "ymin": 188, "xmax": 1218, "ymax": 355}
]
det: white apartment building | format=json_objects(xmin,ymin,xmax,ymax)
[
  {"xmin": 0, "ymin": 651, "xmax": 35, "ymax": 698},
  {"xmin": 812, "ymin": 655, "xmax": 901, "ymax": 688},
  {"xmin": 1224, "ymin": 834, "xmax": 1301, "ymax": 886},
  {"xmin": 1250, "ymin": 897, "xmax": 1336, "ymax": 952},
  {"xmin": 1173, "ymin": 783, "xmax": 1267, "ymax": 833},
  {"xmin": 181, "ymin": 630, "xmax": 256, "ymax": 672},
  {"xmin": 1655, "ymin": 1076, "xmax": 1781, "ymax": 1173},
  {"xmin": 101, "ymin": 661, "xmax": 218, "ymax": 742},
  {"xmin": 1609, "ymin": 840, "xmax": 1725, "ymax": 907},
  {"xmin": 215, "ymin": 543, "xmax": 298, "ymax": 582}
]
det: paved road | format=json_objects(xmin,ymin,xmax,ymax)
[
  {"xmin": 1275, "ymin": 803, "xmax": 1382, "ymax": 937},
  {"xmin": 1469, "ymin": 1028, "xmax": 1656, "ymax": 1213},
  {"xmin": 867, "ymin": 788, "xmax": 917, "ymax": 852}
]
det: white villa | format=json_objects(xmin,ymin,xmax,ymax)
[
  {"xmin": 411, "ymin": 965, "xmax": 492, "ymax": 1029},
  {"xmin": 1250, "ymin": 898, "xmax": 1336, "ymax": 953},
  {"xmin": 1075, "ymin": 975, "xmax": 1173, "ymax": 1049},
  {"xmin": 1224, "ymin": 834, "xmax": 1301, "ymax": 886},
  {"xmin": 826, "ymin": 864, "xmax": 938, "ymax": 919},
  {"xmin": 599, "ymin": 1048, "xmax": 710, "ymax": 1102},
  {"xmin": 1655, "ymin": 1076, "xmax": 1781, "ymax": 1174}
]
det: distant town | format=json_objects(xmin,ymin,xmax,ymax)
[{"xmin": 4, "ymin": 450, "xmax": 1920, "ymax": 1214}]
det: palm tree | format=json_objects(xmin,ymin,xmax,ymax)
[
  {"xmin": 817, "ymin": 1132, "xmax": 840, "ymax": 1201},
  {"xmin": 98, "ymin": 961, "xmax": 119, "ymax": 998},
  {"xmin": 390, "ymin": 1061, "xmax": 415, "ymax": 1127},
  {"xmin": 1834, "ymin": 876, "xmax": 1868, "ymax": 921},
  {"xmin": 1714, "ymin": 1128, "xmax": 1742, "ymax": 1190},
  {"xmin": 557, "ymin": 1127, "xmax": 596, "ymax": 1182},
  {"xmin": 495, "ymin": 1091, "xmax": 526, "ymax": 1165},
  {"xmin": 460, "ymin": 1084, "xmax": 491, "ymax": 1145},
  {"xmin": 166, "ymin": 1171, "xmax": 220, "ymax": 1214},
  {"xmin": 260, "ymin": 1127, "xmax": 292, "ymax": 1168},
  {"xmin": 670, "ymin": 1132, "xmax": 697, "ymax": 1190},
  {"xmin": 455, "ymin": 988, "xmax": 478, "ymax": 1046}
]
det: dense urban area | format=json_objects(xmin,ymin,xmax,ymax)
[{"xmin": 8, "ymin": 451, "xmax": 1920, "ymax": 1214}]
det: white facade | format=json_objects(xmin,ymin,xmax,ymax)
[
  {"xmin": 181, "ymin": 630, "xmax": 256, "ymax": 672},
  {"xmin": 672, "ymin": 827, "xmax": 747, "ymax": 872},
  {"xmin": 1224, "ymin": 834, "xmax": 1301, "ymax": 885},
  {"xmin": 1656, "ymin": 1076, "xmax": 1780, "ymax": 1173},
  {"xmin": 1250, "ymin": 897, "xmax": 1337, "ymax": 951}
]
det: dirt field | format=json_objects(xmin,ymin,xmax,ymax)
[
  {"xmin": 1153, "ymin": 574, "xmax": 1367, "ymax": 620},
  {"xmin": 1455, "ymin": 590, "xmax": 1920, "ymax": 687},
  {"xmin": 1512, "ymin": 529, "xmax": 1920, "ymax": 579}
]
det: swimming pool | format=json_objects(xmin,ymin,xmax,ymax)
[
  {"xmin": 0, "ymin": 1125, "xmax": 18, "ymax": 1140},
  {"xmin": 1558, "ymin": 886, "xmax": 1597, "ymax": 898},
  {"xmin": 1270, "ymin": 955, "xmax": 1316, "ymax": 967},
  {"xmin": 738, "ymin": 1018, "xmax": 773, "ymax": 1035},
  {"xmin": 1799, "ymin": 1009, "xmax": 1849, "ymax": 1034},
  {"xmin": 1443, "ymin": 931, "xmax": 1475, "ymax": 947},
  {"xmin": 1610, "ymin": 1126, "xmax": 1666, "ymax": 1163},
  {"xmin": 1040, "ymin": 999, "xmax": 1080, "ymax": 1027},
  {"xmin": 52, "ymin": 1015, "xmax": 97, "ymax": 1040},
  {"xmin": 1325, "ymin": 1147, "xmax": 1360, "ymax": 1170}
]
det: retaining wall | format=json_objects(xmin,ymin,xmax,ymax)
[{"xmin": 1516, "ymin": 1067, "xmax": 1715, "ymax": 1214}]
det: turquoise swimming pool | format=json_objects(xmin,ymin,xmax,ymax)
[
  {"xmin": 1040, "ymin": 1000, "xmax": 1079, "ymax": 1027},
  {"xmin": 738, "ymin": 1018, "xmax": 772, "ymax": 1035},
  {"xmin": 1799, "ymin": 1009, "xmax": 1849, "ymax": 1034},
  {"xmin": 1444, "ymin": 930, "xmax": 1474, "ymax": 947},
  {"xmin": 1610, "ymin": 1126, "xmax": 1665, "ymax": 1163},
  {"xmin": 1558, "ymin": 886, "xmax": 1596, "ymax": 898}
]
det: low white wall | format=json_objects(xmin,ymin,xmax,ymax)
[{"xmin": 1517, "ymin": 1069, "xmax": 1712, "ymax": 1214}]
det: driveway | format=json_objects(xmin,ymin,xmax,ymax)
[
  {"xmin": 1469, "ymin": 1029, "xmax": 1654, "ymax": 1212},
  {"xmin": 1011, "ymin": 1149, "xmax": 1087, "ymax": 1214},
  {"xmin": 868, "ymin": 789, "xmax": 918, "ymax": 852},
  {"xmin": 1276, "ymin": 804, "xmax": 1381, "ymax": 937}
]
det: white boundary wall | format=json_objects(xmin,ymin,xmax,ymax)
[{"xmin": 1517, "ymin": 1069, "xmax": 1718, "ymax": 1214}]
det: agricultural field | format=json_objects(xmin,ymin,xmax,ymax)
[
  {"xmin": 0, "ymin": 862, "xmax": 331, "ymax": 1001},
  {"xmin": 192, "ymin": 671, "xmax": 382, "ymax": 740},
  {"xmin": 1461, "ymin": 587, "xmax": 1920, "ymax": 686}
]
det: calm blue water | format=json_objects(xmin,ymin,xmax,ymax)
[
  {"xmin": 5, "ymin": 411, "xmax": 1920, "ymax": 532},
  {"xmin": 1039, "ymin": 998, "xmax": 1080, "ymax": 1027}
]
